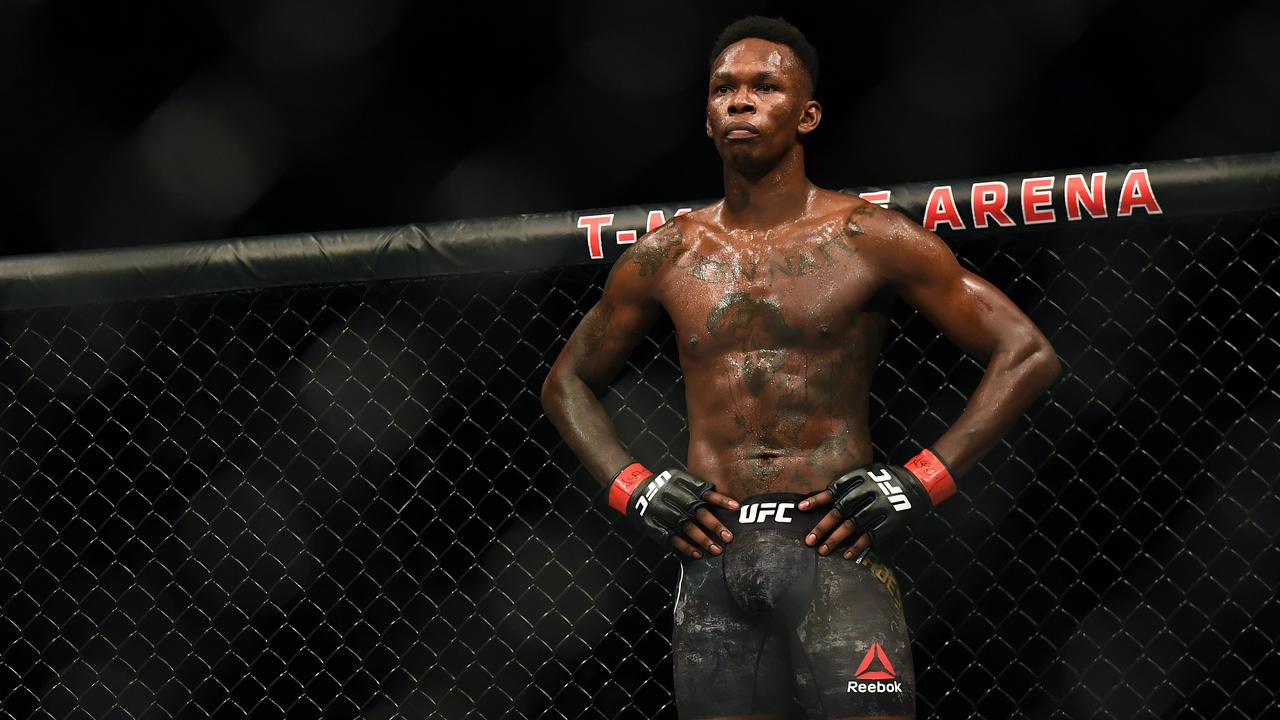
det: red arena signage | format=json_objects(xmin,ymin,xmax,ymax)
[
  {"xmin": 916, "ymin": 168, "xmax": 1162, "ymax": 232},
  {"xmin": 573, "ymin": 165, "xmax": 1174, "ymax": 261},
  {"xmin": 577, "ymin": 208, "xmax": 694, "ymax": 260}
]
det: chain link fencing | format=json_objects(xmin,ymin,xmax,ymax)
[{"xmin": 1, "ymin": 212, "xmax": 1276, "ymax": 718}]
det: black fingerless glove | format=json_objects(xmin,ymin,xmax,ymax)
[
  {"xmin": 608, "ymin": 463, "xmax": 713, "ymax": 543},
  {"xmin": 827, "ymin": 449, "xmax": 957, "ymax": 551}
]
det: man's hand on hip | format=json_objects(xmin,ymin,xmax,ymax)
[
  {"xmin": 609, "ymin": 463, "xmax": 740, "ymax": 560},
  {"xmin": 798, "ymin": 449, "xmax": 957, "ymax": 561}
]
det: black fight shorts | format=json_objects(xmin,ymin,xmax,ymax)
[{"xmin": 672, "ymin": 493, "xmax": 915, "ymax": 719}]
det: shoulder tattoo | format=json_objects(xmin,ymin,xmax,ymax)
[
  {"xmin": 623, "ymin": 221, "xmax": 685, "ymax": 277},
  {"xmin": 846, "ymin": 202, "xmax": 878, "ymax": 236}
]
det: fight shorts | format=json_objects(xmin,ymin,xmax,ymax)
[{"xmin": 673, "ymin": 493, "xmax": 915, "ymax": 719}]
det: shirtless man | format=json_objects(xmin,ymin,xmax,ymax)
[{"xmin": 541, "ymin": 16, "xmax": 1060, "ymax": 719}]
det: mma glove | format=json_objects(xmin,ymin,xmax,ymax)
[
  {"xmin": 608, "ymin": 462, "xmax": 713, "ymax": 543},
  {"xmin": 828, "ymin": 449, "xmax": 956, "ymax": 551}
]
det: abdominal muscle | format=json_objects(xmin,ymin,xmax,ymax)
[
  {"xmin": 673, "ymin": 302, "xmax": 887, "ymax": 500},
  {"xmin": 690, "ymin": 447, "xmax": 874, "ymax": 501},
  {"xmin": 683, "ymin": 376, "xmax": 876, "ymax": 500}
]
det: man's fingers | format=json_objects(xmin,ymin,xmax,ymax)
[
  {"xmin": 703, "ymin": 490, "xmax": 740, "ymax": 510},
  {"xmin": 843, "ymin": 534, "xmax": 873, "ymax": 561},
  {"xmin": 798, "ymin": 489, "xmax": 834, "ymax": 511},
  {"xmin": 671, "ymin": 535, "xmax": 703, "ymax": 560},
  {"xmin": 817, "ymin": 518, "xmax": 862, "ymax": 556},
  {"xmin": 695, "ymin": 507, "xmax": 733, "ymax": 544},
  {"xmin": 804, "ymin": 508, "xmax": 845, "ymax": 547},
  {"xmin": 682, "ymin": 522, "xmax": 722, "ymax": 556}
]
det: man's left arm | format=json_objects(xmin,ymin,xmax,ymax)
[
  {"xmin": 874, "ymin": 210, "xmax": 1061, "ymax": 478},
  {"xmin": 802, "ymin": 207, "xmax": 1061, "ymax": 559}
]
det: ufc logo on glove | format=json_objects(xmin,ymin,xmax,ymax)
[
  {"xmin": 869, "ymin": 468, "xmax": 912, "ymax": 511},
  {"xmin": 633, "ymin": 471, "xmax": 672, "ymax": 516}
]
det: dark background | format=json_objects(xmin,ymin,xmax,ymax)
[
  {"xmin": 1, "ymin": 0, "xmax": 1277, "ymax": 256},
  {"xmin": 1, "ymin": 2, "xmax": 1278, "ymax": 718}
]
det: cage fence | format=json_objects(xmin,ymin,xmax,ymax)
[{"xmin": 0, "ymin": 207, "xmax": 1277, "ymax": 719}]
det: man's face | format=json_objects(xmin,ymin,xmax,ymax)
[{"xmin": 706, "ymin": 38, "xmax": 820, "ymax": 171}]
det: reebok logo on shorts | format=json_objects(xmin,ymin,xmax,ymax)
[
  {"xmin": 847, "ymin": 643, "xmax": 903, "ymax": 693},
  {"xmin": 738, "ymin": 501, "xmax": 795, "ymax": 523}
]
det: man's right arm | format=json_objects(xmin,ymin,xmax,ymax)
[
  {"xmin": 540, "ymin": 227, "xmax": 665, "ymax": 485},
  {"xmin": 541, "ymin": 222, "xmax": 739, "ymax": 559}
]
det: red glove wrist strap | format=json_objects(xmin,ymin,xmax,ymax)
[
  {"xmin": 608, "ymin": 462, "xmax": 653, "ymax": 515},
  {"xmin": 904, "ymin": 448, "xmax": 957, "ymax": 506}
]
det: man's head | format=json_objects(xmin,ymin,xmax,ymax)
[
  {"xmin": 706, "ymin": 17, "xmax": 822, "ymax": 174},
  {"xmin": 709, "ymin": 17, "xmax": 819, "ymax": 98}
]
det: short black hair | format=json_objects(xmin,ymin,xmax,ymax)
[{"xmin": 709, "ymin": 16, "xmax": 819, "ymax": 96}]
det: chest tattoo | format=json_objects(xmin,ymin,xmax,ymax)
[{"xmin": 669, "ymin": 221, "xmax": 862, "ymax": 285}]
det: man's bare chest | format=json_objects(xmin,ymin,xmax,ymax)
[{"xmin": 655, "ymin": 223, "xmax": 884, "ymax": 354}]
